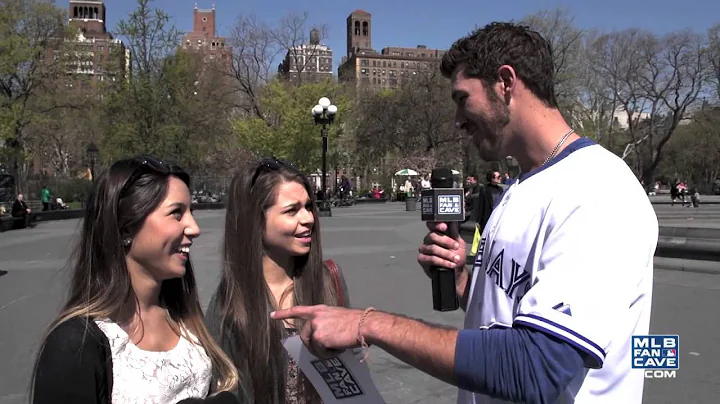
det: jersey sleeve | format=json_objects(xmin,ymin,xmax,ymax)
[{"xmin": 512, "ymin": 195, "xmax": 657, "ymax": 369}]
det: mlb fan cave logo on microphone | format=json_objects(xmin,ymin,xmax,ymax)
[
  {"xmin": 632, "ymin": 335, "xmax": 679, "ymax": 379},
  {"xmin": 437, "ymin": 195, "xmax": 461, "ymax": 215}
]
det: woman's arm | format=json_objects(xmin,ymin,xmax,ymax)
[
  {"xmin": 33, "ymin": 318, "xmax": 109, "ymax": 404},
  {"xmin": 204, "ymin": 294, "xmax": 252, "ymax": 403},
  {"xmin": 325, "ymin": 260, "xmax": 351, "ymax": 308},
  {"xmin": 338, "ymin": 263, "xmax": 351, "ymax": 308}
]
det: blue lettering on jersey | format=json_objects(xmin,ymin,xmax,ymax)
[
  {"xmin": 473, "ymin": 237, "xmax": 486, "ymax": 272},
  {"xmin": 483, "ymin": 248, "xmax": 531, "ymax": 301},
  {"xmin": 507, "ymin": 259, "xmax": 530, "ymax": 299},
  {"xmin": 486, "ymin": 250, "xmax": 504, "ymax": 288}
]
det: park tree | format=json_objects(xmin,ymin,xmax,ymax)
[
  {"xmin": 102, "ymin": 0, "xmax": 235, "ymax": 175},
  {"xmin": 352, "ymin": 68, "xmax": 464, "ymax": 177},
  {"xmin": 231, "ymin": 78, "xmax": 351, "ymax": 174},
  {"xmin": 0, "ymin": 0, "xmax": 70, "ymax": 192},
  {"xmin": 24, "ymin": 75, "xmax": 98, "ymax": 177},
  {"xmin": 708, "ymin": 24, "xmax": 720, "ymax": 99},
  {"xmin": 161, "ymin": 51, "xmax": 237, "ymax": 175},
  {"xmin": 587, "ymin": 29, "xmax": 709, "ymax": 186},
  {"xmin": 663, "ymin": 106, "xmax": 720, "ymax": 190},
  {"xmin": 223, "ymin": 11, "xmax": 326, "ymax": 122},
  {"xmin": 103, "ymin": 0, "xmax": 181, "ymax": 160},
  {"xmin": 522, "ymin": 7, "xmax": 585, "ymax": 128}
]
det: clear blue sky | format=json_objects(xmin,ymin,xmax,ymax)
[{"xmin": 59, "ymin": 0, "xmax": 720, "ymax": 70}]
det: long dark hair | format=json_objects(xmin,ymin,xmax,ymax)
[
  {"xmin": 31, "ymin": 155, "xmax": 238, "ymax": 395},
  {"xmin": 214, "ymin": 158, "xmax": 339, "ymax": 403}
]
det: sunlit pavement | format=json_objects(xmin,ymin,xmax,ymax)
[{"xmin": 1, "ymin": 203, "xmax": 718, "ymax": 403}]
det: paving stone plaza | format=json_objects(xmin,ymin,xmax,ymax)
[{"xmin": 1, "ymin": 202, "xmax": 719, "ymax": 403}]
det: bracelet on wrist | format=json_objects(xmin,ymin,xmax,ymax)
[{"xmin": 356, "ymin": 307, "xmax": 376, "ymax": 363}]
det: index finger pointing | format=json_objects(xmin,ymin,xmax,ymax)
[{"xmin": 271, "ymin": 305, "xmax": 317, "ymax": 320}]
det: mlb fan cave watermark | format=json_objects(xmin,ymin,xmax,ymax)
[{"xmin": 632, "ymin": 335, "xmax": 679, "ymax": 379}]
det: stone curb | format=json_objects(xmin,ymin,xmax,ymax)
[
  {"xmin": 651, "ymin": 200, "xmax": 720, "ymax": 205},
  {"xmin": 659, "ymin": 227, "xmax": 720, "ymax": 240},
  {"xmin": 653, "ymin": 257, "xmax": 720, "ymax": 275},
  {"xmin": 656, "ymin": 237, "xmax": 720, "ymax": 262}
]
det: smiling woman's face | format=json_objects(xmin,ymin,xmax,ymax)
[{"xmin": 126, "ymin": 175, "xmax": 200, "ymax": 281}]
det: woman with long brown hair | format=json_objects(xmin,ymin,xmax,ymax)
[
  {"xmin": 206, "ymin": 158, "xmax": 350, "ymax": 404},
  {"xmin": 31, "ymin": 155, "xmax": 241, "ymax": 404}
]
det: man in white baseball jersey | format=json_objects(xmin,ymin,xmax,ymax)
[{"xmin": 271, "ymin": 22, "xmax": 658, "ymax": 403}]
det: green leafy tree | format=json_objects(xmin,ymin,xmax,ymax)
[
  {"xmin": 101, "ymin": 0, "xmax": 235, "ymax": 176},
  {"xmin": 663, "ymin": 107, "xmax": 720, "ymax": 191},
  {"xmin": 0, "ymin": 0, "xmax": 70, "ymax": 192},
  {"xmin": 102, "ymin": 0, "xmax": 181, "ymax": 160},
  {"xmin": 232, "ymin": 78, "xmax": 351, "ymax": 174}
]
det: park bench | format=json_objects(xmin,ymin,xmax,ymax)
[
  {"xmin": 0, "ymin": 200, "xmax": 42, "ymax": 232},
  {"xmin": 25, "ymin": 200, "xmax": 44, "ymax": 212}
]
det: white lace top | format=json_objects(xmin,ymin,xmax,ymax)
[{"xmin": 95, "ymin": 319, "xmax": 212, "ymax": 404}]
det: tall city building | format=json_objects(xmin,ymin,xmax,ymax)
[
  {"xmin": 278, "ymin": 28, "xmax": 334, "ymax": 84},
  {"xmin": 62, "ymin": 0, "xmax": 130, "ymax": 87},
  {"xmin": 338, "ymin": 10, "xmax": 446, "ymax": 90},
  {"xmin": 181, "ymin": 3, "xmax": 232, "ymax": 72}
]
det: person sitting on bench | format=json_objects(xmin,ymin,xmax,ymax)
[{"xmin": 11, "ymin": 193, "xmax": 35, "ymax": 229}]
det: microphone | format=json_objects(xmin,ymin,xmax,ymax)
[{"xmin": 421, "ymin": 167, "xmax": 465, "ymax": 312}]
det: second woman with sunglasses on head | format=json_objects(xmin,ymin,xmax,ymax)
[
  {"xmin": 206, "ymin": 158, "xmax": 350, "ymax": 404},
  {"xmin": 31, "ymin": 156, "xmax": 243, "ymax": 404}
]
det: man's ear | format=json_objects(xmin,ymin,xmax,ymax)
[{"xmin": 497, "ymin": 65, "xmax": 517, "ymax": 100}]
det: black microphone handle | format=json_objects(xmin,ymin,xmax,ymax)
[{"xmin": 431, "ymin": 221, "xmax": 460, "ymax": 312}]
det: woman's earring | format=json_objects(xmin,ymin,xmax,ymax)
[{"xmin": 122, "ymin": 238, "xmax": 133, "ymax": 247}]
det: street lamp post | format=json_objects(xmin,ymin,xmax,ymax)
[
  {"xmin": 86, "ymin": 141, "xmax": 99, "ymax": 182},
  {"xmin": 312, "ymin": 97, "xmax": 337, "ymax": 217}
]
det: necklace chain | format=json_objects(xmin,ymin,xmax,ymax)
[{"xmin": 543, "ymin": 128, "xmax": 575, "ymax": 166}]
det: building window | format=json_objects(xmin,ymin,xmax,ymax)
[
  {"xmin": 361, "ymin": 59, "xmax": 369, "ymax": 67},
  {"xmin": 354, "ymin": 21, "xmax": 360, "ymax": 36},
  {"xmin": 362, "ymin": 21, "xmax": 369, "ymax": 36}
]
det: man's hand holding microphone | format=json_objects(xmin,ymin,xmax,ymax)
[
  {"xmin": 417, "ymin": 167, "xmax": 471, "ymax": 311},
  {"xmin": 417, "ymin": 220, "xmax": 471, "ymax": 310}
]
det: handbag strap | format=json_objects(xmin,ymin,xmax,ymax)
[{"xmin": 324, "ymin": 259, "xmax": 345, "ymax": 307}]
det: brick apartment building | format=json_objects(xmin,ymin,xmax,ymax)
[
  {"xmin": 337, "ymin": 10, "xmax": 446, "ymax": 90},
  {"xmin": 61, "ymin": 0, "xmax": 130, "ymax": 89},
  {"xmin": 30, "ymin": 1, "xmax": 130, "ymax": 176},
  {"xmin": 180, "ymin": 3, "xmax": 232, "ymax": 73},
  {"xmin": 278, "ymin": 28, "xmax": 334, "ymax": 84}
]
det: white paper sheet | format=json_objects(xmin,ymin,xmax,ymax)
[{"xmin": 282, "ymin": 336, "xmax": 386, "ymax": 403}]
